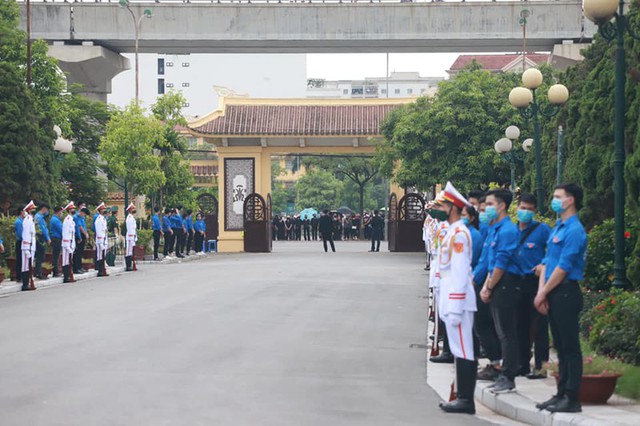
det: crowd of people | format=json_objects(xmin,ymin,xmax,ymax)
[
  {"xmin": 155, "ymin": 207, "xmax": 208, "ymax": 260},
  {"xmin": 426, "ymin": 182, "xmax": 587, "ymax": 416}
]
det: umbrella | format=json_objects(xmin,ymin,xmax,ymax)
[
  {"xmin": 299, "ymin": 208, "xmax": 318, "ymax": 220},
  {"xmin": 337, "ymin": 206, "xmax": 354, "ymax": 215}
]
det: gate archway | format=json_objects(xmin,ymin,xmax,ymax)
[
  {"xmin": 197, "ymin": 193, "xmax": 219, "ymax": 241},
  {"xmin": 243, "ymin": 193, "xmax": 271, "ymax": 253},
  {"xmin": 394, "ymin": 193, "xmax": 425, "ymax": 252}
]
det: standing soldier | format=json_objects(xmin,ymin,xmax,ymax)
[
  {"xmin": 95, "ymin": 203, "xmax": 109, "ymax": 277},
  {"xmin": 125, "ymin": 203, "xmax": 138, "ymax": 272},
  {"xmin": 21, "ymin": 200, "xmax": 37, "ymax": 291},
  {"xmin": 62, "ymin": 202, "xmax": 77, "ymax": 283},
  {"xmin": 438, "ymin": 182, "xmax": 477, "ymax": 415}
]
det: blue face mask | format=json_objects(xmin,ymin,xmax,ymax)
[
  {"xmin": 485, "ymin": 205, "xmax": 498, "ymax": 221},
  {"xmin": 462, "ymin": 217, "xmax": 470, "ymax": 226},
  {"xmin": 479, "ymin": 212, "xmax": 490, "ymax": 225},
  {"xmin": 517, "ymin": 209, "xmax": 534, "ymax": 224},
  {"xmin": 551, "ymin": 197, "xmax": 565, "ymax": 213},
  {"xmin": 43, "ymin": 211, "xmax": 49, "ymax": 217}
]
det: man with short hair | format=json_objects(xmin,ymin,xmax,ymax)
[
  {"xmin": 73, "ymin": 206, "xmax": 90, "ymax": 274},
  {"xmin": 369, "ymin": 210, "xmax": 384, "ymax": 252},
  {"xmin": 514, "ymin": 193, "xmax": 551, "ymax": 379},
  {"xmin": 480, "ymin": 189, "xmax": 522, "ymax": 393},
  {"xmin": 162, "ymin": 208, "xmax": 174, "ymax": 258},
  {"xmin": 21, "ymin": 201, "xmax": 37, "ymax": 291},
  {"xmin": 95, "ymin": 203, "xmax": 109, "ymax": 277},
  {"xmin": 62, "ymin": 202, "xmax": 77, "ymax": 283},
  {"xmin": 50, "ymin": 206, "xmax": 63, "ymax": 278},
  {"xmin": 152, "ymin": 206, "xmax": 163, "ymax": 261},
  {"xmin": 468, "ymin": 190, "xmax": 488, "ymax": 240},
  {"xmin": 310, "ymin": 214, "xmax": 319, "ymax": 241},
  {"xmin": 34, "ymin": 203, "xmax": 51, "ymax": 279},
  {"xmin": 534, "ymin": 183, "xmax": 587, "ymax": 413},
  {"xmin": 171, "ymin": 208, "xmax": 184, "ymax": 258},
  {"xmin": 318, "ymin": 210, "xmax": 336, "ymax": 253},
  {"xmin": 185, "ymin": 209, "xmax": 194, "ymax": 256},
  {"xmin": 14, "ymin": 209, "xmax": 25, "ymax": 282},
  {"xmin": 125, "ymin": 203, "xmax": 138, "ymax": 271}
]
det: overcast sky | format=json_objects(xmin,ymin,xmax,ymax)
[{"xmin": 307, "ymin": 53, "xmax": 460, "ymax": 79}]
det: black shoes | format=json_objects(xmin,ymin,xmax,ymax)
[
  {"xmin": 536, "ymin": 394, "xmax": 564, "ymax": 410},
  {"xmin": 439, "ymin": 398, "xmax": 476, "ymax": 415},
  {"xmin": 546, "ymin": 395, "xmax": 582, "ymax": 413},
  {"xmin": 526, "ymin": 368, "xmax": 547, "ymax": 380},
  {"xmin": 490, "ymin": 376, "xmax": 515, "ymax": 394},
  {"xmin": 430, "ymin": 352, "xmax": 455, "ymax": 364},
  {"xmin": 477, "ymin": 364, "xmax": 501, "ymax": 381}
]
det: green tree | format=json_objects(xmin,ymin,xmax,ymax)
[
  {"xmin": 296, "ymin": 168, "xmax": 343, "ymax": 211},
  {"xmin": 100, "ymin": 102, "xmax": 165, "ymax": 199}
]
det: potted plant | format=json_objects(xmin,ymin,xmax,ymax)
[
  {"xmin": 134, "ymin": 229, "xmax": 153, "ymax": 261},
  {"xmin": 6, "ymin": 257, "xmax": 17, "ymax": 280},
  {"xmin": 546, "ymin": 353, "xmax": 624, "ymax": 404},
  {"xmin": 82, "ymin": 257, "xmax": 95, "ymax": 271},
  {"xmin": 0, "ymin": 266, "xmax": 9, "ymax": 285},
  {"xmin": 40, "ymin": 262, "xmax": 53, "ymax": 279}
]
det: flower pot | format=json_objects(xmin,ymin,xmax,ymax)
[
  {"xmin": 84, "ymin": 249, "xmax": 96, "ymax": 261},
  {"xmin": 41, "ymin": 268, "xmax": 51, "ymax": 279},
  {"xmin": 554, "ymin": 373, "xmax": 621, "ymax": 404},
  {"xmin": 82, "ymin": 261, "xmax": 94, "ymax": 271},
  {"xmin": 133, "ymin": 245, "xmax": 146, "ymax": 261},
  {"xmin": 6, "ymin": 257, "xmax": 17, "ymax": 281}
]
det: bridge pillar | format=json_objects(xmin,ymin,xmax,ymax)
[{"xmin": 47, "ymin": 44, "xmax": 130, "ymax": 102}]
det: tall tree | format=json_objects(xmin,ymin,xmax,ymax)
[{"xmin": 296, "ymin": 168, "xmax": 343, "ymax": 211}]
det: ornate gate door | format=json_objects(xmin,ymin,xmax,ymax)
[
  {"xmin": 266, "ymin": 193, "xmax": 273, "ymax": 251},
  {"xmin": 387, "ymin": 193, "xmax": 398, "ymax": 252},
  {"xmin": 243, "ymin": 193, "xmax": 271, "ymax": 253},
  {"xmin": 395, "ymin": 193, "xmax": 426, "ymax": 252},
  {"xmin": 197, "ymin": 193, "xmax": 219, "ymax": 241}
]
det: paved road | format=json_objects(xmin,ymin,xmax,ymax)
[{"xmin": 0, "ymin": 241, "xmax": 486, "ymax": 426}]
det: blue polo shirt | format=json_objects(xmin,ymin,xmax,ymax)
[
  {"xmin": 479, "ymin": 223, "xmax": 489, "ymax": 241},
  {"xmin": 50, "ymin": 215, "xmax": 63, "ymax": 239},
  {"xmin": 91, "ymin": 212, "xmax": 99, "ymax": 232},
  {"xmin": 73, "ymin": 214, "xmax": 85, "ymax": 240},
  {"xmin": 195, "ymin": 219, "xmax": 206, "ymax": 233},
  {"xmin": 469, "ymin": 225, "xmax": 484, "ymax": 269},
  {"xmin": 170, "ymin": 214, "xmax": 182, "ymax": 229},
  {"xmin": 185, "ymin": 216, "xmax": 193, "ymax": 232},
  {"xmin": 543, "ymin": 214, "xmax": 587, "ymax": 282},
  {"xmin": 152, "ymin": 214, "xmax": 162, "ymax": 231},
  {"xmin": 14, "ymin": 217, "xmax": 23, "ymax": 241},
  {"xmin": 35, "ymin": 212, "xmax": 50, "ymax": 241},
  {"xmin": 162, "ymin": 215, "xmax": 172, "ymax": 232},
  {"xmin": 488, "ymin": 215, "xmax": 522, "ymax": 276},
  {"xmin": 516, "ymin": 221, "xmax": 551, "ymax": 277},
  {"xmin": 473, "ymin": 225, "xmax": 494, "ymax": 285}
]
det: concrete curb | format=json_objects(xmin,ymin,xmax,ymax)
[{"xmin": 475, "ymin": 382, "xmax": 627, "ymax": 426}]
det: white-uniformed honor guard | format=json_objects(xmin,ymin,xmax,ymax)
[
  {"xmin": 125, "ymin": 203, "xmax": 138, "ymax": 272},
  {"xmin": 21, "ymin": 200, "xmax": 37, "ymax": 291},
  {"xmin": 62, "ymin": 202, "xmax": 77, "ymax": 283},
  {"xmin": 438, "ymin": 182, "xmax": 478, "ymax": 415},
  {"xmin": 95, "ymin": 202, "xmax": 109, "ymax": 277}
]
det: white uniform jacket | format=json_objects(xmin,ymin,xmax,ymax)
[
  {"xmin": 21, "ymin": 214, "xmax": 36, "ymax": 257},
  {"xmin": 428, "ymin": 221, "xmax": 449, "ymax": 290},
  {"xmin": 438, "ymin": 220, "xmax": 477, "ymax": 319},
  {"xmin": 125, "ymin": 214, "xmax": 137, "ymax": 243},
  {"xmin": 95, "ymin": 215, "xmax": 107, "ymax": 246},
  {"xmin": 62, "ymin": 215, "xmax": 76, "ymax": 252}
]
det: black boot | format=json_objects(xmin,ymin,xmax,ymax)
[
  {"xmin": 440, "ymin": 358, "xmax": 477, "ymax": 415},
  {"xmin": 63, "ymin": 265, "xmax": 70, "ymax": 283},
  {"xmin": 547, "ymin": 395, "xmax": 582, "ymax": 413},
  {"xmin": 21, "ymin": 273, "xmax": 30, "ymax": 291},
  {"xmin": 430, "ymin": 351, "xmax": 455, "ymax": 364},
  {"xmin": 125, "ymin": 256, "xmax": 133, "ymax": 271},
  {"xmin": 97, "ymin": 260, "xmax": 105, "ymax": 277}
]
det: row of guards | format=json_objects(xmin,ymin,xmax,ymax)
[{"xmin": 242, "ymin": 192, "xmax": 426, "ymax": 253}]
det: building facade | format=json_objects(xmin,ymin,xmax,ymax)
[{"xmin": 306, "ymin": 72, "xmax": 442, "ymax": 99}]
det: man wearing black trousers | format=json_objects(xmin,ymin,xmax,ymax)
[
  {"xmin": 152, "ymin": 207, "xmax": 162, "ymax": 261},
  {"xmin": 369, "ymin": 210, "xmax": 384, "ymax": 252},
  {"xmin": 318, "ymin": 210, "xmax": 335, "ymax": 252},
  {"xmin": 162, "ymin": 208, "xmax": 173, "ymax": 258},
  {"xmin": 310, "ymin": 214, "xmax": 319, "ymax": 240}
]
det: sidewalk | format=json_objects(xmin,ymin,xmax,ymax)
[
  {"xmin": 427, "ymin": 357, "xmax": 640, "ymax": 426},
  {"xmin": 0, "ymin": 251, "xmax": 211, "ymax": 298}
]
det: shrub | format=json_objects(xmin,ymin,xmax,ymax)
[
  {"xmin": 547, "ymin": 352, "xmax": 624, "ymax": 376},
  {"xmin": 585, "ymin": 289, "xmax": 640, "ymax": 366}
]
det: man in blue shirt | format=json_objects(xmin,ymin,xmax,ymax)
[
  {"xmin": 172, "ymin": 208, "xmax": 185, "ymax": 258},
  {"xmin": 49, "ymin": 206, "xmax": 63, "ymax": 278},
  {"xmin": 514, "ymin": 193, "xmax": 552, "ymax": 380},
  {"xmin": 480, "ymin": 189, "xmax": 522, "ymax": 394},
  {"xmin": 14, "ymin": 209, "xmax": 25, "ymax": 281},
  {"xmin": 162, "ymin": 208, "xmax": 174, "ymax": 258},
  {"xmin": 152, "ymin": 206, "xmax": 163, "ymax": 261},
  {"xmin": 468, "ymin": 189, "xmax": 489, "ymax": 241},
  {"xmin": 185, "ymin": 209, "xmax": 194, "ymax": 256},
  {"xmin": 34, "ymin": 203, "xmax": 51, "ymax": 280},
  {"xmin": 535, "ymin": 184, "xmax": 588, "ymax": 414},
  {"xmin": 73, "ymin": 207, "xmax": 89, "ymax": 274},
  {"xmin": 194, "ymin": 212, "xmax": 206, "ymax": 253}
]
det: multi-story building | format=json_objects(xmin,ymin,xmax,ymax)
[
  {"xmin": 306, "ymin": 72, "xmax": 442, "ymax": 99},
  {"xmin": 446, "ymin": 53, "xmax": 551, "ymax": 77}
]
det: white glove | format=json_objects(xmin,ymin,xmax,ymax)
[{"xmin": 447, "ymin": 313, "xmax": 462, "ymax": 327}]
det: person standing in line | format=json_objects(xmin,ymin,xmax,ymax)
[
  {"xmin": 14, "ymin": 209, "xmax": 25, "ymax": 282},
  {"xmin": 302, "ymin": 216, "xmax": 311, "ymax": 241},
  {"xmin": 472, "ymin": 197, "xmax": 503, "ymax": 382},
  {"xmin": 61, "ymin": 202, "xmax": 77, "ymax": 283},
  {"xmin": 94, "ymin": 203, "xmax": 109, "ymax": 277},
  {"xmin": 125, "ymin": 203, "xmax": 138, "ymax": 271},
  {"xmin": 21, "ymin": 200, "xmax": 37, "ymax": 291},
  {"xmin": 310, "ymin": 213, "xmax": 319, "ymax": 241},
  {"xmin": 73, "ymin": 205, "xmax": 90, "ymax": 274},
  {"xmin": 107, "ymin": 206, "xmax": 119, "ymax": 238},
  {"xmin": 171, "ymin": 208, "xmax": 183, "ymax": 258},
  {"xmin": 34, "ymin": 203, "xmax": 51, "ymax": 280},
  {"xmin": 185, "ymin": 209, "xmax": 194, "ymax": 255},
  {"xmin": 468, "ymin": 190, "xmax": 488, "ymax": 240},
  {"xmin": 437, "ymin": 182, "xmax": 477, "ymax": 415},
  {"xmin": 318, "ymin": 210, "xmax": 336, "ymax": 253},
  {"xmin": 194, "ymin": 212, "xmax": 206, "ymax": 253},
  {"xmin": 152, "ymin": 206, "xmax": 163, "ymax": 261},
  {"xmin": 534, "ymin": 183, "xmax": 588, "ymax": 414},
  {"xmin": 480, "ymin": 189, "xmax": 522, "ymax": 394},
  {"xmin": 514, "ymin": 193, "xmax": 552, "ymax": 379},
  {"xmin": 162, "ymin": 208, "xmax": 174, "ymax": 258},
  {"xmin": 369, "ymin": 210, "xmax": 384, "ymax": 252},
  {"xmin": 49, "ymin": 206, "xmax": 63, "ymax": 278}
]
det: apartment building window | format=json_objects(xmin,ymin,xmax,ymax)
[
  {"xmin": 182, "ymin": 62, "xmax": 190, "ymax": 67},
  {"xmin": 166, "ymin": 83, "xmax": 174, "ymax": 88},
  {"xmin": 166, "ymin": 62, "xmax": 174, "ymax": 67},
  {"xmin": 407, "ymin": 89, "xmax": 413, "ymax": 95},
  {"xmin": 394, "ymin": 88, "xmax": 400, "ymax": 94},
  {"xmin": 157, "ymin": 78, "xmax": 165, "ymax": 94},
  {"xmin": 157, "ymin": 58, "xmax": 165, "ymax": 75},
  {"xmin": 381, "ymin": 89, "xmax": 387, "ymax": 95},
  {"xmin": 343, "ymin": 89, "xmax": 349, "ymax": 95},
  {"xmin": 182, "ymin": 82, "xmax": 190, "ymax": 87}
]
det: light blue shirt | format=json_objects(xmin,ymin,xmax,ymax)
[
  {"xmin": 543, "ymin": 215, "xmax": 587, "ymax": 282},
  {"xmin": 14, "ymin": 217, "xmax": 23, "ymax": 241},
  {"xmin": 50, "ymin": 215, "xmax": 63, "ymax": 239},
  {"xmin": 487, "ymin": 215, "xmax": 522, "ymax": 276},
  {"xmin": 152, "ymin": 214, "xmax": 162, "ymax": 231},
  {"xmin": 35, "ymin": 212, "xmax": 50, "ymax": 241},
  {"xmin": 515, "ymin": 221, "xmax": 552, "ymax": 276}
]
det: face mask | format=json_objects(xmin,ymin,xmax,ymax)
[
  {"xmin": 132, "ymin": 210, "xmax": 137, "ymax": 215},
  {"xmin": 428, "ymin": 209, "xmax": 448, "ymax": 222},
  {"xmin": 551, "ymin": 198, "xmax": 565, "ymax": 213},
  {"xmin": 44, "ymin": 211, "xmax": 49, "ymax": 217},
  {"xmin": 462, "ymin": 217, "xmax": 470, "ymax": 226},
  {"xmin": 485, "ymin": 205, "xmax": 498, "ymax": 221},
  {"xmin": 479, "ymin": 212, "xmax": 490, "ymax": 225},
  {"xmin": 517, "ymin": 209, "xmax": 534, "ymax": 224}
]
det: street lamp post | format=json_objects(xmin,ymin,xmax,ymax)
[
  {"xmin": 494, "ymin": 125, "xmax": 532, "ymax": 193},
  {"xmin": 583, "ymin": 0, "xmax": 640, "ymax": 288},
  {"xmin": 119, "ymin": 0, "xmax": 153, "ymax": 103},
  {"xmin": 509, "ymin": 69, "xmax": 569, "ymax": 214}
]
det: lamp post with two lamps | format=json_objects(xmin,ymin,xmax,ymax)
[
  {"xmin": 119, "ymin": 0, "xmax": 153, "ymax": 103},
  {"xmin": 494, "ymin": 125, "xmax": 533, "ymax": 193},
  {"xmin": 509, "ymin": 69, "xmax": 569, "ymax": 214},
  {"xmin": 583, "ymin": 0, "xmax": 640, "ymax": 288}
]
